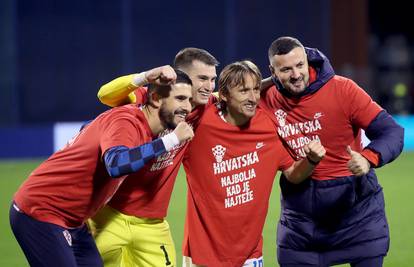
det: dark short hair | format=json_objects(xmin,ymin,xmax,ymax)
[
  {"xmin": 147, "ymin": 69, "xmax": 192, "ymax": 100},
  {"xmin": 175, "ymin": 69, "xmax": 193, "ymax": 86},
  {"xmin": 218, "ymin": 60, "xmax": 262, "ymax": 96},
  {"xmin": 174, "ymin": 47, "xmax": 219, "ymax": 69},
  {"xmin": 268, "ymin": 36, "xmax": 304, "ymax": 59}
]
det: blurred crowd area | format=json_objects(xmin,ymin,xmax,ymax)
[
  {"xmin": 339, "ymin": 34, "xmax": 414, "ymax": 115},
  {"xmin": 370, "ymin": 35, "xmax": 413, "ymax": 114},
  {"xmin": 1, "ymin": 0, "xmax": 413, "ymax": 126}
]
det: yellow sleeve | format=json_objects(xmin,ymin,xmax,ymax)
[{"xmin": 97, "ymin": 74, "xmax": 138, "ymax": 107}]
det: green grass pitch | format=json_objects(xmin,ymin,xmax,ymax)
[{"xmin": 1, "ymin": 152, "xmax": 413, "ymax": 266}]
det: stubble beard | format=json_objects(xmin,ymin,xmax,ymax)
[{"xmin": 159, "ymin": 105, "xmax": 177, "ymax": 130}]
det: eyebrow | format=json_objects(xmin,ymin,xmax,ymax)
[
  {"xmin": 175, "ymin": 94, "xmax": 191, "ymax": 99},
  {"xmin": 198, "ymin": 74, "xmax": 216, "ymax": 79}
]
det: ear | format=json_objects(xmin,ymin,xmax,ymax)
[
  {"xmin": 149, "ymin": 91, "xmax": 162, "ymax": 108},
  {"xmin": 269, "ymin": 64, "xmax": 275, "ymax": 75},
  {"xmin": 219, "ymin": 90, "xmax": 228, "ymax": 102}
]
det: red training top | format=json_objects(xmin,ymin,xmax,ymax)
[
  {"xmin": 182, "ymin": 104, "xmax": 293, "ymax": 266},
  {"xmin": 108, "ymin": 91, "xmax": 217, "ymax": 218},
  {"xmin": 14, "ymin": 105, "xmax": 153, "ymax": 228},
  {"xmin": 261, "ymin": 75, "xmax": 382, "ymax": 180}
]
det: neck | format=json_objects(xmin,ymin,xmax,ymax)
[
  {"xmin": 142, "ymin": 105, "xmax": 164, "ymax": 136},
  {"xmin": 223, "ymin": 110, "xmax": 250, "ymax": 126},
  {"xmin": 191, "ymin": 101, "xmax": 201, "ymax": 110}
]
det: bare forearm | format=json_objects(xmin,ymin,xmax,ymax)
[{"xmin": 283, "ymin": 159, "xmax": 315, "ymax": 184}]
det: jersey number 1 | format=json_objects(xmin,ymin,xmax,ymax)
[{"xmin": 160, "ymin": 245, "xmax": 171, "ymax": 266}]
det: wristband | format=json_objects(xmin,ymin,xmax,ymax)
[
  {"xmin": 306, "ymin": 156, "xmax": 320, "ymax": 165},
  {"xmin": 132, "ymin": 72, "xmax": 148, "ymax": 86},
  {"xmin": 161, "ymin": 132, "xmax": 180, "ymax": 151}
]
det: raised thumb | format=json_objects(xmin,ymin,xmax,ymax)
[{"xmin": 346, "ymin": 145, "xmax": 354, "ymax": 155}]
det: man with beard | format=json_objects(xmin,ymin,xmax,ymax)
[
  {"xmin": 9, "ymin": 69, "xmax": 193, "ymax": 267},
  {"xmin": 261, "ymin": 36, "xmax": 404, "ymax": 266},
  {"xmin": 182, "ymin": 60, "xmax": 325, "ymax": 266},
  {"xmin": 90, "ymin": 48, "xmax": 219, "ymax": 267}
]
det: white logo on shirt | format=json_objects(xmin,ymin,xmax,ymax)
[
  {"xmin": 275, "ymin": 109, "xmax": 287, "ymax": 127},
  {"xmin": 314, "ymin": 112, "xmax": 323, "ymax": 119},
  {"xmin": 276, "ymin": 110, "xmax": 323, "ymax": 159},
  {"xmin": 212, "ymin": 145, "xmax": 226, "ymax": 163},
  {"xmin": 255, "ymin": 142, "xmax": 264, "ymax": 149}
]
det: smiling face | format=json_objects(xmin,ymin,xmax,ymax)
[
  {"xmin": 159, "ymin": 82, "xmax": 192, "ymax": 129},
  {"xmin": 180, "ymin": 60, "xmax": 217, "ymax": 106},
  {"xmin": 218, "ymin": 61, "xmax": 262, "ymax": 126},
  {"xmin": 221, "ymin": 73, "xmax": 260, "ymax": 125},
  {"xmin": 269, "ymin": 46, "xmax": 310, "ymax": 95}
]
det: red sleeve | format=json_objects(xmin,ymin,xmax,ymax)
[
  {"xmin": 99, "ymin": 113, "xmax": 142, "ymax": 156},
  {"xmin": 134, "ymin": 87, "xmax": 148, "ymax": 104},
  {"xmin": 341, "ymin": 79, "xmax": 382, "ymax": 129},
  {"xmin": 277, "ymin": 142, "xmax": 295, "ymax": 171},
  {"xmin": 361, "ymin": 148, "xmax": 380, "ymax": 167}
]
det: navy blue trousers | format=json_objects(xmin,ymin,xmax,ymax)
[
  {"xmin": 9, "ymin": 203, "xmax": 103, "ymax": 267},
  {"xmin": 280, "ymin": 256, "xmax": 383, "ymax": 267},
  {"xmin": 277, "ymin": 169, "xmax": 389, "ymax": 266}
]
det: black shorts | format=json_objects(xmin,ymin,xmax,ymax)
[{"xmin": 9, "ymin": 203, "xmax": 103, "ymax": 267}]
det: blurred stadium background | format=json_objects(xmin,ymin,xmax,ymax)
[{"xmin": 1, "ymin": 0, "xmax": 413, "ymax": 266}]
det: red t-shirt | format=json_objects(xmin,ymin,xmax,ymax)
[
  {"xmin": 14, "ymin": 104, "xmax": 153, "ymax": 228},
  {"xmin": 107, "ymin": 129, "xmax": 188, "ymax": 218},
  {"xmin": 260, "ymin": 75, "xmax": 382, "ymax": 180},
  {"xmin": 182, "ymin": 104, "xmax": 293, "ymax": 267},
  {"xmin": 108, "ymin": 95, "xmax": 218, "ymax": 218}
]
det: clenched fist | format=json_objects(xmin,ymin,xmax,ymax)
[
  {"xmin": 173, "ymin": 122, "xmax": 194, "ymax": 143},
  {"xmin": 145, "ymin": 65, "xmax": 177, "ymax": 85},
  {"xmin": 304, "ymin": 140, "xmax": 326, "ymax": 165}
]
